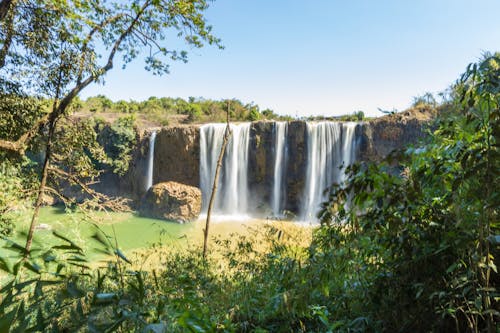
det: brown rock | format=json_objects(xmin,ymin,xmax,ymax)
[
  {"xmin": 248, "ymin": 121, "xmax": 275, "ymax": 210},
  {"xmin": 153, "ymin": 126, "xmax": 200, "ymax": 187},
  {"xmin": 284, "ymin": 121, "xmax": 307, "ymax": 213},
  {"xmin": 358, "ymin": 106, "xmax": 436, "ymax": 162},
  {"xmin": 140, "ymin": 181, "xmax": 202, "ymax": 223}
]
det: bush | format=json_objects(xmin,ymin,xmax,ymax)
[{"xmin": 319, "ymin": 54, "xmax": 499, "ymax": 331}]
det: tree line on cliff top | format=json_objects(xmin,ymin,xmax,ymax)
[{"xmin": 73, "ymin": 95, "xmax": 290, "ymax": 124}]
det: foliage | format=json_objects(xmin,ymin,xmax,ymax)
[
  {"xmin": 0, "ymin": 158, "xmax": 38, "ymax": 235},
  {"xmin": 74, "ymin": 96, "xmax": 290, "ymax": 124},
  {"xmin": 412, "ymin": 91, "xmax": 437, "ymax": 108},
  {"xmin": 0, "ymin": 92, "xmax": 47, "ymax": 142},
  {"xmin": 305, "ymin": 110, "xmax": 367, "ymax": 122},
  {"xmin": 1, "ymin": 0, "xmax": 222, "ymax": 99},
  {"xmin": 95, "ymin": 114, "xmax": 137, "ymax": 176},
  {"xmin": 319, "ymin": 54, "xmax": 499, "ymax": 331}
]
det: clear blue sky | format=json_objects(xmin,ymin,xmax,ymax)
[{"xmin": 81, "ymin": 0, "xmax": 500, "ymax": 117}]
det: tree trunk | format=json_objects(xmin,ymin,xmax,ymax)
[
  {"xmin": 203, "ymin": 104, "xmax": 231, "ymax": 259},
  {"xmin": 0, "ymin": 0, "xmax": 14, "ymax": 23},
  {"xmin": 23, "ymin": 116, "xmax": 57, "ymax": 259}
]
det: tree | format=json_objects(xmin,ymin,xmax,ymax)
[
  {"xmin": 354, "ymin": 110, "xmax": 364, "ymax": 121},
  {"xmin": 412, "ymin": 92, "xmax": 437, "ymax": 107},
  {"xmin": 0, "ymin": 0, "xmax": 221, "ymax": 260},
  {"xmin": 321, "ymin": 54, "xmax": 499, "ymax": 331}
]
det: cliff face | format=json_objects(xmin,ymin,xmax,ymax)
[
  {"xmin": 248, "ymin": 121, "xmax": 275, "ymax": 211},
  {"xmin": 283, "ymin": 121, "xmax": 307, "ymax": 213},
  {"xmin": 122, "ymin": 131, "xmax": 149, "ymax": 199},
  {"xmin": 153, "ymin": 126, "xmax": 200, "ymax": 187},
  {"xmin": 246, "ymin": 121, "xmax": 308, "ymax": 213},
  {"xmin": 358, "ymin": 107, "xmax": 436, "ymax": 161},
  {"xmin": 120, "ymin": 110, "xmax": 434, "ymax": 212}
]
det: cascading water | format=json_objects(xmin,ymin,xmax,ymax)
[
  {"xmin": 199, "ymin": 123, "xmax": 251, "ymax": 216},
  {"xmin": 300, "ymin": 122, "xmax": 358, "ymax": 221},
  {"xmin": 198, "ymin": 121, "xmax": 358, "ymax": 220},
  {"xmin": 145, "ymin": 131, "xmax": 157, "ymax": 191},
  {"xmin": 340, "ymin": 122, "xmax": 358, "ymax": 182},
  {"xmin": 271, "ymin": 122, "xmax": 288, "ymax": 216}
]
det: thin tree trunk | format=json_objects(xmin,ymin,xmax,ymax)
[
  {"xmin": 23, "ymin": 116, "xmax": 56, "ymax": 259},
  {"xmin": 203, "ymin": 103, "xmax": 231, "ymax": 259},
  {"xmin": 23, "ymin": 60, "xmax": 63, "ymax": 260}
]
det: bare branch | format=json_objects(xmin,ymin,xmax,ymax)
[
  {"xmin": 203, "ymin": 101, "xmax": 232, "ymax": 259},
  {"xmin": 49, "ymin": 166, "xmax": 131, "ymax": 212}
]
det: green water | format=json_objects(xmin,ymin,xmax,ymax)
[{"xmin": 1, "ymin": 206, "xmax": 196, "ymax": 263}]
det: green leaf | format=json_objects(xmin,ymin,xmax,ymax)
[
  {"xmin": 52, "ymin": 231, "xmax": 83, "ymax": 252},
  {"xmin": 94, "ymin": 293, "xmax": 118, "ymax": 305},
  {"xmin": 0, "ymin": 308, "xmax": 17, "ymax": 332},
  {"xmin": 114, "ymin": 249, "xmax": 131, "ymax": 264}
]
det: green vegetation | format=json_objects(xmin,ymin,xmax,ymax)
[
  {"xmin": 0, "ymin": 0, "xmax": 498, "ymax": 331},
  {"xmin": 306, "ymin": 110, "xmax": 367, "ymax": 122},
  {"xmin": 0, "ymin": 54, "xmax": 496, "ymax": 332},
  {"xmin": 74, "ymin": 95, "xmax": 292, "ymax": 125}
]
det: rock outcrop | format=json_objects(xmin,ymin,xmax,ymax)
[
  {"xmin": 248, "ymin": 121, "xmax": 275, "ymax": 211},
  {"xmin": 283, "ymin": 121, "xmax": 307, "ymax": 213},
  {"xmin": 140, "ymin": 181, "xmax": 202, "ymax": 223},
  {"xmin": 153, "ymin": 126, "xmax": 200, "ymax": 187},
  {"xmin": 358, "ymin": 106, "xmax": 436, "ymax": 161}
]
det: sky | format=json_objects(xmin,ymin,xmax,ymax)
[{"xmin": 80, "ymin": 0, "xmax": 500, "ymax": 117}]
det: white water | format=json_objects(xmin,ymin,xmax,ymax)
[
  {"xmin": 199, "ymin": 123, "xmax": 251, "ymax": 215},
  {"xmin": 145, "ymin": 131, "xmax": 157, "ymax": 191},
  {"xmin": 198, "ymin": 121, "xmax": 358, "ymax": 220},
  {"xmin": 271, "ymin": 122, "xmax": 288, "ymax": 216},
  {"xmin": 300, "ymin": 122, "xmax": 357, "ymax": 221}
]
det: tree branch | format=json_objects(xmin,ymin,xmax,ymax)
[
  {"xmin": 0, "ymin": 114, "xmax": 49, "ymax": 154},
  {"xmin": 0, "ymin": 0, "xmax": 14, "ymax": 68},
  {"xmin": 49, "ymin": 166, "xmax": 131, "ymax": 212},
  {"xmin": 0, "ymin": 0, "xmax": 14, "ymax": 22},
  {"xmin": 77, "ymin": 13, "xmax": 126, "ymax": 85},
  {"xmin": 57, "ymin": 0, "xmax": 151, "ymax": 118},
  {"xmin": 0, "ymin": 1, "xmax": 150, "ymax": 154}
]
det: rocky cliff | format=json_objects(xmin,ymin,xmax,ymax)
[
  {"xmin": 357, "ymin": 106, "xmax": 436, "ymax": 161},
  {"xmin": 153, "ymin": 126, "xmax": 200, "ymax": 187},
  {"xmin": 119, "ymin": 109, "xmax": 435, "ymax": 213}
]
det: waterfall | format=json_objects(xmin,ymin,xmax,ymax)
[
  {"xmin": 199, "ymin": 123, "xmax": 251, "ymax": 216},
  {"xmin": 145, "ymin": 131, "xmax": 157, "ymax": 191},
  {"xmin": 340, "ymin": 122, "xmax": 358, "ymax": 183},
  {"xmin": 300, "ymin": 122, "xmax": 358, "ymax": 221},
  {"xmin": 271, "ymin": 122, "xmax": 288, "ymax": 216},
  {"xmin": 198, "ymin": 121, "xmax": 358, "ymax": 220}
]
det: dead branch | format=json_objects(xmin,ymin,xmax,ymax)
[
  {"xmin": 203, "ymin": 101, "xmax": 232, "ymax": 259},
  {"xmin": 49, "ymin": 166, "xmax": 131, "ymax": 212}
]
